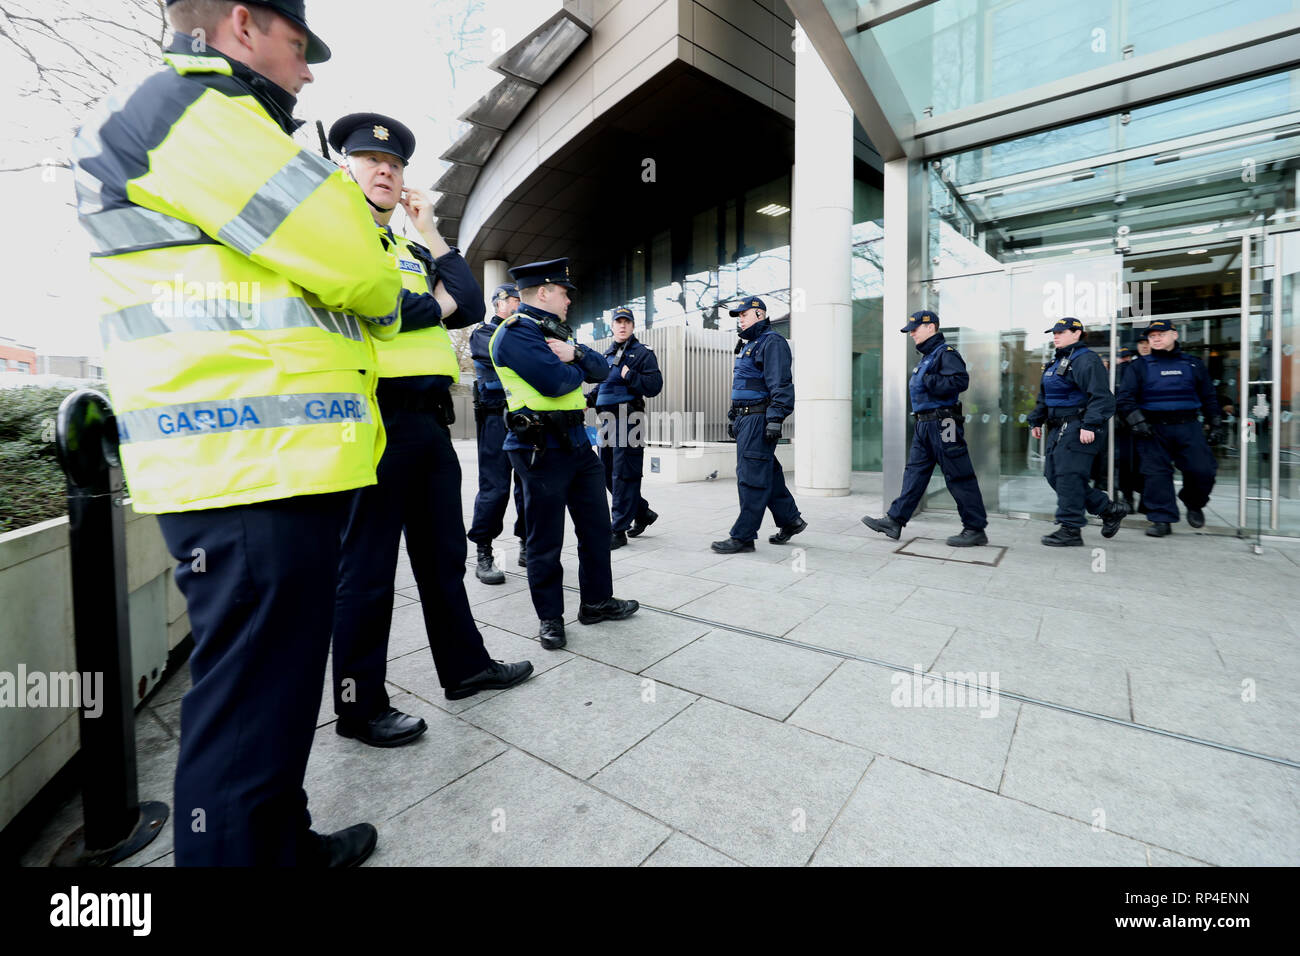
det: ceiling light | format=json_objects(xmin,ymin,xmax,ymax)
[{"xmin": 756, "ymin": 203, "xmax": 790, "ymax": 217}]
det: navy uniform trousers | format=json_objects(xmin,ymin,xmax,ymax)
[
  {"xmin": 158, "ymin": 491, "xmax": 351, "ymax": 866},
  {"xmin": 332, "ymin": 405, "xmax": 491, "ymax": 722},
  {"xmin": 508, "ymin": 443, "xmax": 612, "ymax": 619},
  {"xmin": 467, "ymin": 407, "xmax": 526, "ymax": 545},
  {"xmin": 729, "ymin": 411, "xmax": 799, "ymax": 541},
  {"xmin": 600, "ymin": 429, "xmax": 651, "ymax": 533},
  {"xmin": 888, "ymin": 417, "xmax": 988, "ymax": 529},
  {"xmin": 1136, "ymin": 420, "xmax": 1217, "ymax": 524},
  {"xmin": 1046, "ymin": 419, "xmax": 1112, "ymax": 527}
]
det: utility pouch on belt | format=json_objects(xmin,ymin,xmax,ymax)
[{"xmin": 506, "ymin": 411, "xmax": 547, "ymax": 449}]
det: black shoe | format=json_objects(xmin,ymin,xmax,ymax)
[
  {"xmin": 628, "ymin": 509, "xmax": 658, "ymax": 537},
  {"xmin": 517, "ymin": 544, "xmax": 527, "ymax": 568},
  {"xmin": 1186, "ymin": 508, "xmax": 1205, "ymax": 529},
  {"xmin": 475, "ymin": 544, "xmax": 505, "ymax": 585},
  {"xmin": 1146, "ymin": 521, "xmax": 1172, "ymax": 537},
  {"xmin": 539, "ymin": 618, "xmax": 565, "ymax": 649},
  {"xmin": 307, "ymin": 823, "xmax": 378, "ymax": 868},
  {"xmin": 769, "ymin": 517, "xmax": 807, "ymax": 545},
  {"xmin": 947, "ymin": 528, "xmax": 988, "ymax": 547},
  {"xmin": 1041, "ymin": 526, "xmax": 1083, "ymax": 547},
  {"xmin": 445, "ymin": 659, "xmax": 534, "ymax": 700},
  {"xmin": 577, "ymin": 597, "xmax": 640, "ymax": 625},
  {"xmin": 711, "ymin": 537, "xmax": 755, "ymax": 554},
  {"xmin": 335, "ymin": 707, "xmax": 427, "ymax": 748},
  {"xmin": 861, "ymin": 514, "xmax": 902, "ymax": 540},
  {"xmin": 1122, "ymin": 494, "xmax": 1136, "ymax": 513},
  {"xmin": 1101, "ymin": 499, "xmax": 1129, "ymax": 539},
  {"xmin": 610, "ymin": 530, "xmax": 628, "ymax": 550}
]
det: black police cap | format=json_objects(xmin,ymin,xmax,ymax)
[
  {"xmin": 509, "ymin": 258, "xmax": 576, "ymax": 291},
  {"xmin": 1045, "ymin": 317, "xmax": 1084, "ymax": 334},
  {"xmin": 166, "ymin": 0, "xmax": 330, "ymax": 63},
  {"xmin": 901, "ymin": 310, "xmax": 939, "ymax": 333},
  {"xmin": 328, "ymin": 113, "xmax": 416, "ymax": 164},
  {"xmin": 1144, "ymin": 319, "xmax": 1175, "ymax": 333},
  {"xmin": 611, "ymin": 307, "xmax": 635, "ymax": 323},
  {"xmin": 492, "ymin": 283, "xmax": 520, "ymax": 303},
  {"xmin": 727, "ymin": 295, "xmax": 766, "ymax": 317}
]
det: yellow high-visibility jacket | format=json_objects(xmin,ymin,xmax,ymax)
[
  {"xmin": 375, "ymin": 229, "xmax": 459, "ymax": 379},
  {"xmin": 73, "ymin": 42, "xmax": 402, "ymax": 513}
]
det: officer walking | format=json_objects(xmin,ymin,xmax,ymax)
[
  {"xmin": 1026, "ymin": 318, "xmax": 1128, "ymax": 546},
  {"xmin": 861, "ymin": 310, "xmax": 988, "ymax": 546},
  {"xmin": 75, "ymin": 0, "xmax": 392, "ymax": 866},
  {"xmin": 328, "ymin": 113, "xmax": 532, "ymax": 748},
  {"xmin": 711, "ymin": 296, "xmax": 806, "ymax": 554},
  {"xmin": 595, "ymin": 307, "xmax": 663, "ymax": 549},
  {"xmin": 489, "ymin": 259, "xmax": 639, "ymax": 649},
  {"xmin": 467, "ymin": 282, "xmax": 528, "ymax": 584},
  {"xmin": 1116, "ymin": 318, "xmax": 1223, "ymax": 536}
]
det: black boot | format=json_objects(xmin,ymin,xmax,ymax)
[
  {"xmin": 710, "ymin": 537, "xmax": 755, "ymax": 554},
  {"xmin": 1101, "ymin": 499, "xmax": 1129, "ymax": 539},
  {"xmin": 1186, "ymin": 507, "xmax": 1205, "ymax": 529},
  {"xmin": 475, "ymin": 544, "xmax": 504, "ymax": 585},
  {"xmin": 578, "ymin": 597, "xmax": 640, "ymax": 625},
  {"xmin": 1041, "ymin": 526, "xmax": 1084, "ymax": 547},
  {"xmin": 628, "ymin": 508, "xmax": 658, "ymax": 537},
  {"xmin": 1146, "ymin": 521, "xmax": 1172, "ymax": 537},
  {"xmin": 517, "ymin": 543, "xmax": 527, "ymax": 567},
  {"xmin": 539, "ymin": 618, "xmax": 566, "ymax": 649},
  {"xmin": 769, "ymin": 517, "xmax": 807, "ymax": 544},
  {"xmin": 861, "ymin": 514, "xmax": 902, "ymax": 540},
  {"xmin": 610, "ymin": 530, "xmax": 628, "ymax": 550},
  {"xmin": 947, "ymin": 528, "xmax": 988, "ymax": 547}
]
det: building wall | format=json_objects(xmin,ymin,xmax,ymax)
[
  {"xmin": 0, "ymin": 339, "xmax": 36, "ymax": 375},
  {"xmin": 36, "ymin": 356, "xmax": 104, "ymax": 380},
  {"xmin": 460, "ymin": 0, "xmax": 796, "ymax": 256}
]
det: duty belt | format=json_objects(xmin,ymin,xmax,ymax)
[
  {"xmin": 1143, "ymin": 409, "xmax": 1200, "ymax": 425},
  {"xmin": 1046, "ymin": 406, "xmax": 1085, "ymax": 424},
  {"xmin": 914, "ymin": 404, "xmax": 961, "ymax": 422},
  {"xmin": 378, "ymin": 388, "xmax": 455, "ymax": 426},
  {"xmin": 730, "ymin": 401, "xmax": 769, "ymax": 417}
]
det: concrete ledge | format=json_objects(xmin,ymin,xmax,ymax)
[{"xmin": 641, "ymin": 440, "xmax": 797, "ymax": 483}]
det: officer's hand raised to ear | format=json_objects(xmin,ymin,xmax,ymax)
[{"xmin": 400, "ymin": 187, "xmax": 436, "ymax": 235}]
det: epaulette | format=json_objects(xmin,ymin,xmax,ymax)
[
  {"xmin": 946, "ymin": 346, "xmax": 955, "ymax": 351},
  {"xmin": 163, "ymin": 53, "xmax": 233, "ymax": 76},
  {"xmin": 502, "ymin": 315, "xmax": 518, "ymax": 327}
]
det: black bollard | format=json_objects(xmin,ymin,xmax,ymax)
[{"xmin": 50, "ymin": 388, "xmax": 168, "ymax": 866}]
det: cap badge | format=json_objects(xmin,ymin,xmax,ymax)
[{"xmin": 373, "ymin": 126, "xmax": 390, "ymax": 141}]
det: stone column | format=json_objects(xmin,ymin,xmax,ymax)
[
  {"xmin": 792, "ymin": 22, "xmax": 853, "ymax": 497},
  {"xmin": 483, "ymin": 259, "xmax": 509, "ymax": 311}
]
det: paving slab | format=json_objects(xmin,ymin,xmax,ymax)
[
  {"xmin": 371, "ymin": 748, "xmax": 668, "ymax": 866},
  {"xmin": 606, "ymin": 566, "xmax": 725, "ymax": 609},
  {"xmin": 784, "ymin": 604, "xmax": 954, "ymax": 667},
  {"xmin": 779, "ymin": 570, "xmax": 915, "ymax": 612},
  {"xmin": 788, "ymin": 660, "xmax": 1019, "ymax": 791},
  {"xmin": 811, "ymin": 757, "xmax": 1148, "ymax": 866},
  {"xmin": 593, "ymin": 698, "xmax": 871, "ymax": 866},
  {"xmin": 895, "ymin": 587, "xmax": 1043, "ymax": 641},
  {"xmin": 933, "ymin": 628, "xmax": 1130, "ymax": 719},
  {"xmin": 640, "ymin": 832, "xmax": 744, "ymax": 866},
  {"xmin": 303, "ymin": 692, "xmax": 506, "ymax": 831},
  {"xmin": 461, "ymin": 657, "xmax": 696, "ymax": 778},
  {"xmin": 643, "ymin": 628, "xmax": 840, "ymax": 720},
  {"xmin": 1036, "ymin": 612, "xmax": 1224, "ymax": 673},
  {"xmin": 471, "ymin": 587, "xmax": 580, "ymax": 636},
  {"xmin": 675, "ymin": 584, "xmax": 825, "ymax": 637},
  {"xmin": 1127, "ymin": 665, "xmax": 1300, "ymax": 762},
  {"xmin": 1000, "ymin": 705, "xmax": 1300, "ymax": 866},
  {"xmin": 563, "ymin": 608, "xmax": 712, "ymax": 673}
]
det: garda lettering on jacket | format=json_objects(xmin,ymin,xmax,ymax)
[
  {"xmin": 305, "ymin": 398, "xmax": 364, "ymax": 420},
  {"xmin": 397, "ymin": 258, "xmax": 423, "ymax": 274},
  {"xmin": 159, "ymin": 405, "xmax": 261, "ymax": 434},
  {"xmin": 1160, "ymin": 369, "xmax": 1183, "ymax": 376}
]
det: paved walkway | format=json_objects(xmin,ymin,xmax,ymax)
[{"xmin": 21, "ymin": 440, "xmax": 1300, "ymax": 866}]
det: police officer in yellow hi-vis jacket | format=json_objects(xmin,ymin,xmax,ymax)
[
  {"xmin": 73, "ymin": 0, "xmax": 397, "ymax": 867},
  {"xmin": 327, "ymin": 113, "xmax": 532, "ymax": 750}
]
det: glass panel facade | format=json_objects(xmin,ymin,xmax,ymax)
[
  {"xmin": 919, "ymin": 65, "xmax": 1300, "ymax": 528},
  {"xmin": 853, "ymin": 177, "xmax": 885, "ymax": 470},
  {"xmin": 835, "ymin": 0, "xmax": 1298, "ymax": 122}
]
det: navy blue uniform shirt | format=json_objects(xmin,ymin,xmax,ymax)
[
  {"xmin": 732, "ymin": 318, "xmax": 794, "ymax": 423},
  {"xmin": 596, "ymin": 335, "xmax": 663, "ymax": 407},
  {"xmin": 1116, "ymin": 347, "xmax": 1220, "ymax": 420},
  {"xmin": 1027, "ymin": 343, "xmax": 1115, "ymax": 430}
]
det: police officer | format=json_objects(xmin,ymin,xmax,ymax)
[
  {"xmin": 1116, "ymin": 318, "xmax": 1223, "ymax": 536},
  {"xmin": 711, "ymin": 296, "xmax": 806, "ymax": 553},
  {"xmin": 489, "ymin": 258, "xmax": 639, "ymax": 648},
  {"xmin": 861, "ymin": 310, "xmax": 988, "ymax": 546},
  {"xmin": 1113, "ymin": 346, "xmax": 1142, "ymax": 511},
  {"xmin": 1135, "ymin": 334, "xmax": 1151, "ymax": 357},
  {"xmin": 76, "ymin": 0, "xmax": 390, "ymax": 866},
  {"xmin": 595, "ymin": 307, "xmax": 663, "ymax": 549},
  {"xmin": 1026, "ymin": 319, "xmax": 1128, "ymax": 546},
  {"xmin": 467, "ymin": 282, "xmax": 528, "ymax": 584},
  {"xmin": 328, "ymin": 113, "xmax": 532, "ymax": 746}
]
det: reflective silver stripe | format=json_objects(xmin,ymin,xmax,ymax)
[
  {"xmin": 116, "ymin": 392, "xmax": 372, "ymax": 444},
  {"xmin": 217, "ymin": 150, "xmax": 336, "ymax": 255},
  {"xmin": 83, "ymin": 206, "xmax": 202, "ymax": 254},
  {"xmin": 100, "ymin": 297, "xmax": 364, "ymax": 346}
]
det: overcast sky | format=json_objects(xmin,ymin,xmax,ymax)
[{"xmin": 0, "ymin": 0, "xmax": 546, "ymax": 358}]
